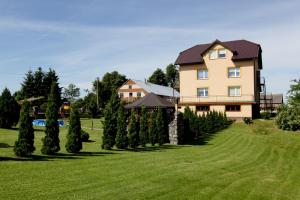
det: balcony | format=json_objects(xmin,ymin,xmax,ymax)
[{"xmin": 179, "ymin": 95, "xmax": 255, "ymax": 104}]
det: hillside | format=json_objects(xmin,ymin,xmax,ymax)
[{"xmin": 0, "ymin": 120, "xmax": 300, "ymax": 200}]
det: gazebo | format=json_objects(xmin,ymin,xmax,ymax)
[{"xmin": 124, "ymin": 93, "xmax": 175, "ymax": 109}]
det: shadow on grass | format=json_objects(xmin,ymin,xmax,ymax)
[
  {"xmin": 0, "ymin": 143, "xmax": 13, "ymax": 148},
  {"xmin": 83, "ymin": 140, "xmax": 96, "ymax": 143},
  {"xmin": 111, "ymin": 144, "xmax": 187, "ymax": 153},
  {"xmin": 0, "ymin": 151, "xmax": 117, "ymax": 162},
  {"xmin": 186, "ymin": 124, "xmax": 232, "ymax": 146}
]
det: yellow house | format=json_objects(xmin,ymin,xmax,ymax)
[{"xmin": 175, "ymin": 39, "xmax": 263, "ymax": 119}]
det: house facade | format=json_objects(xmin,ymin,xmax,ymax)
[
  {"xmin": 175, "ymin": 39, "xmax": 263, "ymax": 119},
  {"xmin": 118, "ymin": 79, "xmax": 180, "ymax": 103}
]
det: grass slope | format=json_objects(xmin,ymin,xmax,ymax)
[{"xmin": 0, "ymin": 120, "xmax": 300, "ymax": 200}]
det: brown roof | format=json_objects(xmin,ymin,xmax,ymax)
[
  {"xmin": 175, "ymin": 39, "xmax": 262, "ymax": 68},
  {"xmin": 125, "ymin": 93, "xmax": 174, "ymax": 109},
  {"xmin": 260, "ymin": 94, "xmax": 284, "ymax": 104}
]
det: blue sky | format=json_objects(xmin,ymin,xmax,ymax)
[{"xmin": 0, "ymin": 0, "xmax": 299, "ymax": 98}]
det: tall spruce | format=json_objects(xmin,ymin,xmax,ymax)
[
  {"xmin": 33, "ymin": 67, "xmax": 45, "ymax": 97},
  {"xmin": 101, "ymin": 92, "xmax": 120, "ymax": 149},
  {"xmin": 115, "ymin": 103, "xmax": 128, "ymax": 149},
  {"xmin": 156, "ymin": 107, "xmax": 165, "ymax": 146},
  {"xmin": 0, "ymin": 88, "xmax": 20, "ymax": 128},
  {"xmin": 42, "ymin": 68, "xmax": 59, "ymax": 100},
  {"xmin": 65, "ymin": 107, "xmax": 82, "ymax": 153},
  {"xmin": 128, "ymin": 109, "xmax": 139, "ymax": 149},
  {"xmin": 148, "ymin": 110, "xmax": 157, "ymax": 146},
  {"xmin": 139, "ymin": 106, "xmax": 148, "ymax": 147},
  {"xmin": 21, "ymin": 70, "xmax": 35, "ymax": 98},
  {"xmin": 41, "ymin": 82, "xmax": 61, "ymax": 155},
  {"xmin": 14, "ymin": 101, "xmax": 35, "ymax": 157}
]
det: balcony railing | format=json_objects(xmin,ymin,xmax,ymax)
[{"xmin": 180, "ymin": 95, "xmax": 255, "ymax": 104}]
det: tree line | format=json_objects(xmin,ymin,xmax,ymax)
[
  {"xmin": 182, "ymin": 107, "xmax": 230, "ymax": 144},
  {"xmin": 101, "ymin": 93, "xmax": 169, "ymax": 150},
  {"xmin": 14, "ymin": 82, "xmax": 84, "ymax": 156}
]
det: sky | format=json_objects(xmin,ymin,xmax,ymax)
[{"xmin": 0, "ymin": 0, "xmax": 299, "ymax": 98}]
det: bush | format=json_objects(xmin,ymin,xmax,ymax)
[
  {"xmin": 81, "ymin": 130, "xmax": 90, "ymax": 142},
  {"xmin": 260, "ymin": 112, "xmax": 271, "ymax": 120},
  {"xmin": 243, "ymin": 117, "xmax": 252, "ymax": 125},
  {"xmin": 275, "ymin": 105, "xmax": 300, "ymax": 131}
]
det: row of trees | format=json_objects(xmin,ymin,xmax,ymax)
[
  {"xmin": 14, "ymin": 82, "xmax": 83, "ymax": 157},
  {"xmin": 101, "ymin": 93, "xmax": 169, "ymax": 150},
  {"xmin": 183, "ymin": 107, "xmax": 230, "ymax": 143},
  {"xmin": 275, "ymin": 79, "xmax": 300, "ymax": 131},
  {"xmin": 16, "ymin": 67, "xmax": 60, "ymax": 101}
]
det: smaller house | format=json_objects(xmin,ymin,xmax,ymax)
[
  {"xmin": 118, "ymin": 79, "xmax": 180, "ymax": 103},
  {"xmin": 260, "ymin": 93, "xmax": 284, "ymax": 112}
]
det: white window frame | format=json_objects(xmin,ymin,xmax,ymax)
[
  {"xmin": 228, "ymin": 86, "xmax": 241, "ymax": 97},
  {"xmin": 197, "ymin": 88, "xmax": 209, "ymax": 97},
  {"xmin": 218, "ymin": 49, "xmax": 226, "ymax": 58},
  {"xmin": 197, "ymin": 69, "xmax": 208, "ymax": 79},
  {"xmin": 209, "ymin": 50, "xmax": 218, "ymax": 60},
  {"xmin": 228, "ymin": 67, "xmax": 240, "ymax": 78}
]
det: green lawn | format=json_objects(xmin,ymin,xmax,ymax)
[{"xmin": 0, "ymin": 120, "xmax": 300, "ymax": 200}]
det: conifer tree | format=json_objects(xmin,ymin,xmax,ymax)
[
  {"xmin": 0, "ymin": 88, "xmax": 20, "ymax": 128},
  {"xmin": 65, "ymin": 107, "xmax": 82, "ymax": 153},
  {"xmin": 148, "ymin": 110, "xmax": 157, "ymax": 146},
  {"xmin": 101, "ymin": 92, "xmax": 120, "ymax": 149},
  {"xmin": 156, "ymin": 107, "xmax": 165, "ymax": 146},
  {"xmin": 41, "ymin": 82, "xmax": 61, "ymax": 155},
  {"xmin": 139, "ymin": 106, "xmax": 148, "ymax": 147},
  {"xmin": 128, "ymin": 109, "xmax": 139, "ymax": 149},
  {"xmin": 14, "ymin": 101, "xmax": 35, "ymax": 157},
  {"xmin": 115, "ymin": 103, "xmax": 128, "ymax": 149},
  {"xmin": 21, "ymin": 70, "xmax": 35, "ymax": 99}
]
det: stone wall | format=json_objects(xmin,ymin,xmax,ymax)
[{"xmin": 168, "ymin": 111, "xmax": 184, "ymax": 145}]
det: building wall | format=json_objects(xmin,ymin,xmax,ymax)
[
  {"xmin": 118, "ymin": 80, "xmax": 147, "ymax": 101},
  {"xmin": 179, "ymin": 44, "xmax": 259, "ymax": 118},
  {"xmin": 178, "ymin": 105, "xmax": 252, "ymax": 119}
]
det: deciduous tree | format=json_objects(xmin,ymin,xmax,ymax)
[{"xmin": 148, "ymin": 68, "xmax": 167, "ymax": 86}]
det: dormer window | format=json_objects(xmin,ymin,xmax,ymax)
[
  {"xmin": 209, "ymin": 50, "xmax": 218, "ymax": 59},
  {"xmin": 218, "ymin": 49, "xmax": 226, "ymax": 58},
  {"xmin": 209, "ymin": 49, "xmax": 226, "ymax": 59},
  {"xmin": 128, "ymin": 85, "xmax": 132, "ymax": 89}
]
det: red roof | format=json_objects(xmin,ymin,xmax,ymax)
[{"xmin": 175, "ymin": 39, "xmax": 262, "ymax": 67}]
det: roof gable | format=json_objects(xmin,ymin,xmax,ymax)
[
  {"xmin": 118, "ymin": 79, "xmax": 180, "ymax": 98},
  {"xmin": 200, "ymin": 39, "xmax": 234, "ymax": 56},
  {"xmin": 175, "ymin": 39, "xmax": 262, "ymax": 66}
]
